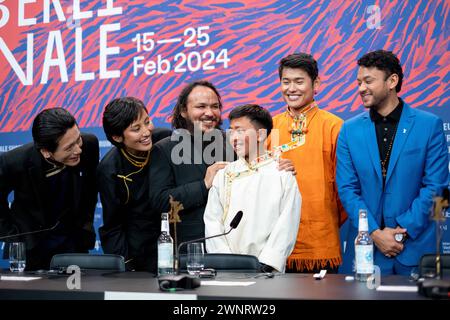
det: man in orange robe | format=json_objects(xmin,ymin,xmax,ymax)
[{"xmin": 268, "ymin": 53, "xmax": 347, "ymax": 273}]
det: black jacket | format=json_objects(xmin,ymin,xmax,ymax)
[
  {"xmin": 97, "ymin": 127, "xmax": 171, "ymax": 272},
  {"xmin": 0, "ymin": 133, "xmax": 99, "ymax": 252},
  {"xmin": 149, "ymin": 129, "xmax": 234, "ymax": 249}
]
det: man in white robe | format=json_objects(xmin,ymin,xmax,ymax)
[{"xmin": 204, "ymin": 104, "xmax": 301, "ymax": 272}]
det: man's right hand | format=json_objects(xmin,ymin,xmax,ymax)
[
  {"xmin": 204, "ymin": 162, "xmax": 228, "ymax": 189},
  {"xmin": 371, "ymin": 227, "xmax": 407, "ymax": 258}
]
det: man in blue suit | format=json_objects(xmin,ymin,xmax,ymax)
[{"xmin": 336, "ymin": 50, "xmax": 449, "ymax": 275}]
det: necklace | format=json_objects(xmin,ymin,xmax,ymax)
[
  {"xmin": 380, "ymin": 124, "xmax": 398, "ymax": 178},
  {"xmin": 290, "ymin": 112, "xmax": 307, "ymax": 141},
  {"xmin": 117, "ymin": 148, "xmax": 150, "ymax": 204},
  {"xmin": 287, "ymin": 102, "xmax": 316, "ymax": 138},
  {"xmin": 120, "ymin": 148, "xmax": 149, "ymax": 168},
  {"xmin": 274, "ymin": 102, "xmax": 318, "ymax": 153}
]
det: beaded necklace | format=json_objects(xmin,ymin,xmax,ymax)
[{"xmin": 275, "ymin": 102, "xmax": 317, "ymax": 153}]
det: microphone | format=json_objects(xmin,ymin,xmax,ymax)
[
  {"xmin": 0, "ymin": 221, "xmax": 60, "ymax": 241},
  {"xmin": 229, "ymin": 210, "xmax": 243, "ymax": 229},
  {"xmin": 158, "ymin": 211, "xmax": 243, "ymax": 291},
  {"xmin": 175, "ymin": 210, "xmax": 243, "ymax": 274}
]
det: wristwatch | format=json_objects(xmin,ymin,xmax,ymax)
[{"xmin": 394, "ymin": 233, "xmax": 407, "ymax": 243}]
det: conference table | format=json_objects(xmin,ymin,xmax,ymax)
[{"xmin": 0, "ymin": 270, "xmax": 427, "ymax": 300}]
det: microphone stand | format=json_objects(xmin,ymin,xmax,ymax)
[
  {"xmin": 175, "ymin": 227, "xmax": 235, "ymax": 275},
  {"xmin": 158, "ymin": 211, "xmax": 242, "ymax": 291},
  {"xmin": 0, "ymin": 221, "xmax": 60, "ymax": 241}
]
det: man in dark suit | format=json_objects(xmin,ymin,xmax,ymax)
[{"xmin": 0, "ymin": 108, "xmax": 99, "ymax": 270}]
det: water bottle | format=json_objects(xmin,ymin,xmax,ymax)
[
  {"xmin": 355, "ymin": 209, "xmax": 374, "ymax": 281},
  {"xmin": 157, "ymin": 212, "xmax": 174, "ymax": 276}
]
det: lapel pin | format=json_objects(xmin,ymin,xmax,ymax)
[{"xmin": 403, "ymin": 129, "xmax": 407, "ymax": 133}]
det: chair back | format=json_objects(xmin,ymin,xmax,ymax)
[
  {"xmin": 179, "ymin": 253, "xmax": 260, "ymax": 273},
  {"xmin": 419, "ymin": 254, "xmax": 450, "ymax": 278},
  {"xmin": 50, "ymin": 253, "xmax": 126, "ymax": 272}
]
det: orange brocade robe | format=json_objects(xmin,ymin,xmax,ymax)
[{"xmin": 268, "ymin": 106, "xmax": 347, "ymax": 271}]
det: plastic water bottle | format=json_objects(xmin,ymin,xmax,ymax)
[
  {"xmin": 355, "ymin": 209, "xmax": 374, "ymax": 281},
  {"xmin": 157, "ymin": 212, "xmax": 174, "ymax": 276}
]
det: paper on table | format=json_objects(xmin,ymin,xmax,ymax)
[
  {"xmin": 0, "ymin": 275, "xmax": 42, "ymax": 281},
  {"xmin": 201, "ymin": 280, "xmax": 255, "ymax": 286},
  {"xmin": 376, "ymin": 285, "xmax": 418, "ymax": 292}
]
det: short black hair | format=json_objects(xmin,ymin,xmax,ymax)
[
  {"xmin": 229, "ymin": 104, "xmax": 273, "ymax": 136},
  {"xmin": 102, "ymin": 97, "xmax": 148, "ymax": 147},
  {"xmin": 171, "ymin": 80, "xmax": 223, "ymax": 129},
  {"xmin": 32, "ymin": 108, "xmax": 77, "ymax": 152},
  {"xmin": 357, "ymin": 50, "xmax": 404, "ymax": 92},
  {"xmin": 278, "ymin": 53, "xmax": 319, "ymax": 81}
]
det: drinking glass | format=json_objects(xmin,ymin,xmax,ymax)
[
  {"xmin": 187, "ymin": 242, "xmax": 204, "ymax": 276},
  {"xmin": 9, "ymin": 242, "xmax": 26, "ymax": 272}
]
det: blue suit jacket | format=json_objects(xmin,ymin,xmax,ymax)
[{"xmin": 336, "ymin": 103, "xmax": 448, "ymax": 274}]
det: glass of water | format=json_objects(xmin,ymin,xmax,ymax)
[
  {"xmin": 9, "ymin": 242, "xmax": 26, "ymax": 272},
  {"xmin": 187, "ymin": 242, "xmax": 204, "ymax": 276},
  {"xmin": 409, "ymin": 267, "xmax": 420, "ymax": 282}
]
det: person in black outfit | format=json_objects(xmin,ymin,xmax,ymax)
[
  {"xmin": 0, "ymin": 108, "xmax": 99, "ymax": 270},
  {"xmin": 97, "ymin": 97, "xmax": 171, "ymax": 272}
]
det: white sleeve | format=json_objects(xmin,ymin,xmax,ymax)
[
  {"xmin": 258, "ymin": 173, "xmax": 301, "ymax": 272},
  {"xmin": 203, "ymin": 171, "xmax": 232, "ymax": 254}
]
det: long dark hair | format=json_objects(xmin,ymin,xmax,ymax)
[{"xmin": 171, "ymin": 80, "xmax": 223, "ymax": 129}]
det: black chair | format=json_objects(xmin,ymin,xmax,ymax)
[
  {"xmin": 419, "ymin": 254, "xmax": 450, "ymax": 278},
  {"xmin": 179, "ymin": 253, "xmax": 260, "ymax": 273},
  {"xmin": 50, "ymin": 253, "xmax": 126, "ymax": 272}
]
